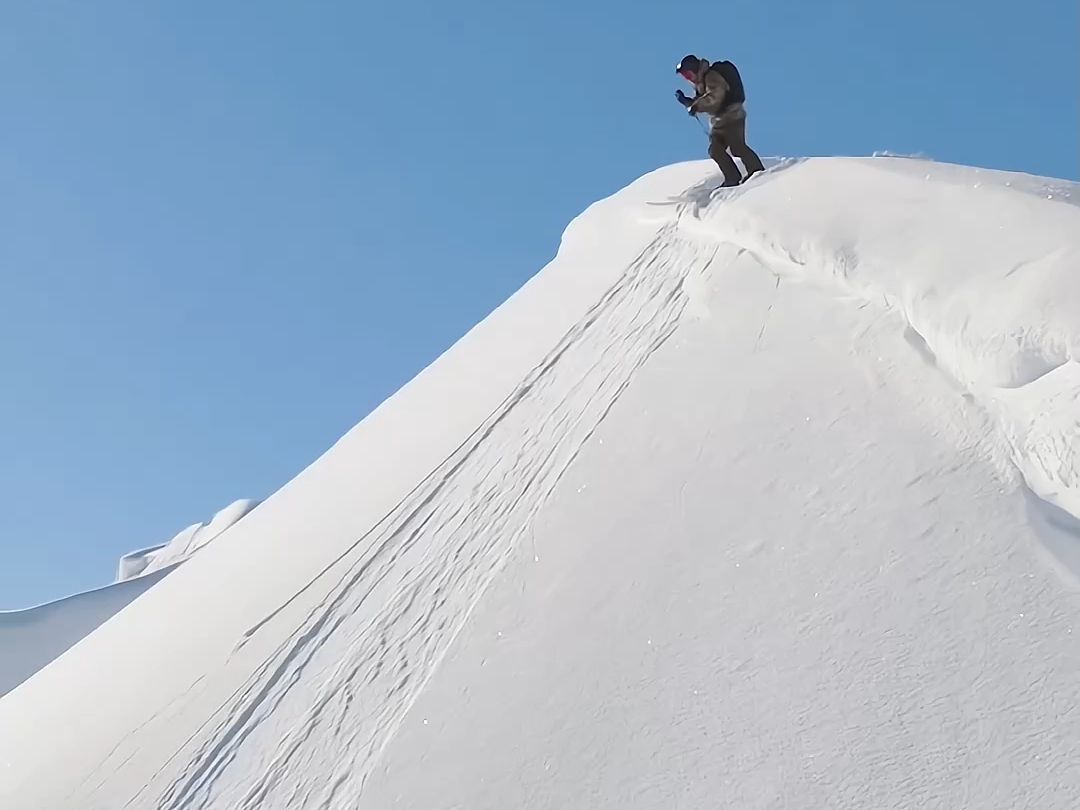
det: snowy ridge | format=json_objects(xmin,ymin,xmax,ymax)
[
  {"xmin": 669, "ymin": 158, "xmax": 1080, "ymax": 525},
  {"xmin": 4, "ymin": 156, "xmax": 1080, "ymax": 809},
  {"xmin": 0, "ymin": 499, "xmax": 258, "ymax": 698},
  {"xmin": 0, "ymin": 569, "xmax": 172, "ymax": 699}
]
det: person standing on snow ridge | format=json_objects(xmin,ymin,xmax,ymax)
[{"xmin": 675, "ymin": 54, "xmax": 766, "ymax": 187}]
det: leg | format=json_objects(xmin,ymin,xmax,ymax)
[
  {"xmin": 708, "ymin": 128, "xmax": 742, "ymax": 186},
  {"xmin": 724, "ymin": 115, "xmax": 765, "ymax": 177}
]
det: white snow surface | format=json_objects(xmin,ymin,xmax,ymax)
[
  {"xmin": 3, "ymin": 156, "xmax": 1080, "ymax": 809},
  {"xmin": 0, "ymin": 499, "xmax": 258, "ymax": 698}
]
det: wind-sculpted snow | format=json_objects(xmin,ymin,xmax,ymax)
[
  {"xmin": 667, "ymin": 157, "xmax": 1080, "ymax": 544},
  {"xmin": 4, "ymin": 157, "xmax": 1080, "ymax": 810},
  {"xmin": 117, "ymin": 499, "xmax": 261, "ymax": 581}
]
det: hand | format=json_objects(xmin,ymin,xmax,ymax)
[{"xmin": 675, "ymin": 89, "xmax": 690, "ymax": 106}]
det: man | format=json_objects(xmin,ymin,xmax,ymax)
[{"xmin": 675, "ymin": 54, "xmax": 765, "ymax": 187}]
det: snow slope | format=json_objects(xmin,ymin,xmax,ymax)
[
  {"xmin": 0, "ymin": 568, "xmax": 173, "ymax": 700},
  {"xmin": 3, "ymin": 156, "xmax": 1080, "ymax": 809},
  {"xmin": 0, "ymin": 499, "xmax": 258, "ymax": 698}
]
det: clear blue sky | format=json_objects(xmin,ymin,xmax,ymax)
[{"xmin": 2, "ymin": 0, "xmax": 1076, "ymax": 608}]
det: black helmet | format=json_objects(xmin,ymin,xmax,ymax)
[{"xmin": 676, "ymin": 54, "xmax": 702, "ymax": 78}]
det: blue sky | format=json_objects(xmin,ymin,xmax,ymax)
[{"xmin": 1, "ymin": 0, "xmax": 1076, "ymax": 608}]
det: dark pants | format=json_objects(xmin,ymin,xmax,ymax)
[{"xmin": 709, "ymin": 111, "xmax": 765, "ymax": 186}]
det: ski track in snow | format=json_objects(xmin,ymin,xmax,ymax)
[{"xmin": 135, "ymin": 218, "xmax": 718, "ymax": 809}]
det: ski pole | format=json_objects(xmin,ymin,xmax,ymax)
[{"xmin": 693, "ymin": 113, "xmax": 709, "ymax": 137}]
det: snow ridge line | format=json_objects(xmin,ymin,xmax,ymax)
[{"xmin": 144, "ymin": 223, "xmax": 716, "ymax": 809}]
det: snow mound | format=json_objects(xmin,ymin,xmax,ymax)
[
  {"xmin": 0, "ymin": 499, "xmax": 259, "ymax": 697},
  {"xmin": 117, "ymin": 498, "xmax": 261, "ymax": 581},
  {"xmin": 3, "ymin": 157, "xmax": 1080, "ymax": 809}
]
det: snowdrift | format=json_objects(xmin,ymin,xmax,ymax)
[
  {"xmin": 0, "ymin": 499, "xmax": 258, "ymax": 697},
  {"xmin": 116, "ymin": 498, "xmax": 261, "ymax": 581},
  {"xmin": 667, "ymin": 158, "xmax": 1080, "ymax": 525},
  {"xmin": 2, "ymin": 156, "xmax": 1080, "ymax": 809}
]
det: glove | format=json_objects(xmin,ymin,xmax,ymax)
[{"xmin": 675, "ymin": 89, "xmax": 690, "ymax": 107}]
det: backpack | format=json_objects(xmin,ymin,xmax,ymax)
[{"xmin": 710, "ymin": 60, "xmax": 746, "ymax": 106}]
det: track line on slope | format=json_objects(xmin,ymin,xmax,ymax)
[
  {"xmin": 136, "ymin": 217, "xmax": 718, "ymax": 810},
  {"xmin": 230, "ymin": 236, "xmax": 668, "ymax": 653}
]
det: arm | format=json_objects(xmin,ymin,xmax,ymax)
[
  {"xmin": 676, "ymin": 86, "xmax": 708, "ymax": 116},
  {"xmin": 688, "ymin": 70, "xmax": 729, "ymax": 115}
]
